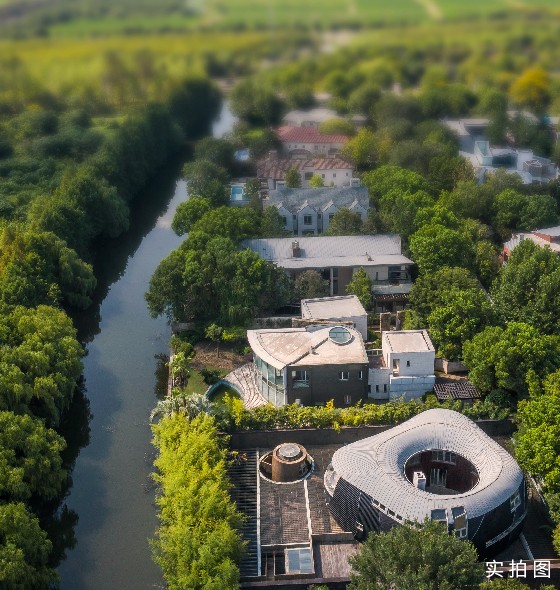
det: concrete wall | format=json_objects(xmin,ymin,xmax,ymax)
[
  {"xmin": 384, "ymin": 351, "xmax": 435, "ymax": 378},
  {"xmin": 367, "ymin": 367, "xmax": 391, "ymax": 400},
  {"xmin": 389, "ymin": 375, "xmax": 436, "ymax": 401},
  {"xmin": 228, "ymin": 419, "xmax": 516, "ymax": 449}
]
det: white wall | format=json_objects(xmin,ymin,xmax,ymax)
[{"xmin": 368, "ymin": 368, "xmax": 391, "ymax": 400}]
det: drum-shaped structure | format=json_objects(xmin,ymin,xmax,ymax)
[{"xmin": 324, "ymin": 409, "xmax": 526, "ymax": 555}]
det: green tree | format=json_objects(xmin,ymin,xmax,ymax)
[
  {"xmin": 378, "ymin": 189, "xmax": 435, "ymax": 240},
  {"xmin": 0, "ymin": 411, "xmax": 66, "ymax": 501},
  {"xmin": 326, "ymin": 209, "xmax": 363, "ymax": 236},
  {"xmin": 186, "ymin": 207, "xmax": 259, "ymax": 250},
  {"xmin": 427, "ymin": 288, "xmax": 495, "ymax": 361},
  {"xmin": 491, "ymin": 239, "xmax": 560, "ymax": 332},
  {"xmin": 171, "ymin": 197, "xmax": 212, "ymax": 236},
  {"xmin": 361, "ymin": 165, "xmax": 430, "ymax": 206},
  {"xmin": 194, "ymin": 137, "xmax": 234, "ymax": 170},
  {"xmin": 319, "ymin": 118, "xmax": 355, "ymax": 136},
  {"xmin": 261, "ymin": 207, "xmax": 289, "ymax": 238},
  {"xmin": 463, "ymin": 322, "xmax": 560, "ymax": 395},
  {"xmin": 408, "ymin": 266, "xmax": 479, "ymax": 324},
  {"xmin": 309, "ymin": 174, "xmax": 325, "ymax": 188},
  {"xmin": 151, "ymin": 413, "xmax": 244, "ymax": 590},
  {"xmin": 285, "ymin": 167, "xmax": 301, "ymax": 188},
  {"xmin": 0, "ymin": 304, "xmax": 83, "ymax": 427},
  {"xmin": 230, "ymin": 79, "xmax": 284, "ymax": 126},
  {"xmin": 482, "ymin": 580, "xmax": 555, "ymax": 590},
  {"xmin": 182, "ymin": 160, "xmax": 230, "ymax": 207},
  {"xmin": 293, "ymin": 270, "xmax": 329, "ymax": 301},
  {"xmin": 348, "ymin": 519, "xmax": 484, "ymax": 590},
  {"xmin": 346, "ymin": 267, "xmax": 372, "ymax": 309},
  {"xmin": 0, "ymin": 502, "xmax": 57, "ymax": 589},
  {"xmin": 340, "ymin": 128, "xmax": 377, "ymax": 170},
  {"xmin": 409, "ymin": 224, "xmax": 474, "ymax": 275},
  {"xmin": 205, "ymin": 323, "xmax": 224, "ymax": 356}
]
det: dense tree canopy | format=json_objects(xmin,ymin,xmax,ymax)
[
  {"xmin": 348, "ymin": 519, "xmax": 483, "ymax": 590},
  {"xmin": 463, "ymin": 322, "xmax": 560, "ymax": 396},
  {"xmin": 0, "ymin": 411, "xmax": 66, "ymax": 501},
  {"xmin": 293, "ymin": 270, "xmax": 329, "ymax": 301},
  {"xmin": 346, "ymin": 267, "xmax": 372, "ymax": 310},
  {"xmin": 0, "ymin": 304, "xmax": 83, "ymax": 426},
  {"xmin": 325, "ymin": 209, "xmax": 363, "ymax": 236},
  {"xmin": 182, "ymin": 160, "xmax": 230, "ymax": 207},
  {"xmin": 0, "ymin": 502, "xmax": 57, "ymax": 589},
  {"xmin": 171, "ymin": 197, "xmax": 212, "ymax": 236},
  {"xmin": 151, "ymin": 413, "xmax": 244, "ymax": 590}
]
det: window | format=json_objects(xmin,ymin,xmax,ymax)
[
  {"xmin": 321, "ymin": 173, "xmax": 325, "ymax": 178},
  {"xmin": 344, "ymin": 394, "xmax": 352, "ymax": 405},
  {"xmin": 314, "ymin": 145, "xmax": 318, "ymax": 150},
  {"xmin": 375, "ymin": 384, "xmax": 380, "ymax": 393},
  {"xmin": 339, "ymin": 371, "xmax": 349, "ymax": 381},
  {"xmin": 292, "ymin": 370, "xmax": 309, "ymax": 387},
  {"xmin": 383, "ymin": 384, "xmax": 387, "ymax": 393},
  {"xmin": 333, "ymin": 173, "xmax": 336, "ymax": 178},
  {"xmin": 346, "ymin": 172, "xmax": 349, "ymax": 176},
  {"xmin": 304, "ymin": 172, "xmax": 313, "ymax": 180},
  {"xmin": 303, "ymin": 215, "xmax": 312, "ymax": 225},
  {"xmin": 510, "ymin": 491, "xmax": 521, "ymax": 512},
  {"xmin": 282, "ymin": 216, "xmax": 287, "ymax": 226},
  {"xmin": 406, "ymin": 360, "xmax": 411, "ymax": 367},
  {"xmin": 358, "ymin": 370, "xmax": 364, "ymax": 380},
  {"xmin": 455, "ymin": 528, "xmax": 468, "ymax": 539}
]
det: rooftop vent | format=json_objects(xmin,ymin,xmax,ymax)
[{"xmin": 259, "ymin": 443, "xmax": 313, "ymax": 483}]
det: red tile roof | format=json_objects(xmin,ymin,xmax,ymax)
[
  {"xmin": 257, "ymin": 157, "xmax": 353, "ymax": 179},
  {"xmin": 276, "ymin": 126, "xmax": 350, "ymax": 144}
]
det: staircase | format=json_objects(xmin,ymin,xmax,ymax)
[{"xmin": 224, "ymin": 364, "xmax": 267, "ymax": 409}]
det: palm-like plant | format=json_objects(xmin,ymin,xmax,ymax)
[{"xmin": 150, "ymin": 389, "xmax": 214, "ymax": 421}]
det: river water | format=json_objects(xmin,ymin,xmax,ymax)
[{"xmin": 58, "ymin": 104, "xmax": 236, "ymax": 590}]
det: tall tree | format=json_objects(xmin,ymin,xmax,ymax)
[
  {"xmin": 293, "ymin": 270, "xmax": 329, "ymax": 301},
  {"xmin": 346, "ymin": 267, "xmax": 372, "ymax": 310},
  {"xmin": 326, "ymin": 209, "xmax": 363, "ymax": 236},
  {"xmin": 348, "ymin": 519, "xmax": 484, "ymax": 590}
]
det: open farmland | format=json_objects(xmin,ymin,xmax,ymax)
[{"xmin": 1, "ymin": 0, "xmax": 560, "ymax": 37}]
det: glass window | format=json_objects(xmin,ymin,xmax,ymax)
[
  {"xmin": 510, "ymin": 491, "xmax": 521, "ymax": 512},
  {"xmin": 304, "ymin": 172, "xmax": 313, "ymax": 180},
  {"xmin": 344, "ymin": 394, "xmax": 352, "ymax": 404},
  {"xmin": 406, "ymin": 360, "xmax": 411, "ymax": 367},
  {"xmin": 282, "ymin": 216, "xmax": 287, "ymax": 226},
  {"xmin": 329, "ymin": 213, "xmax": 335, "ymax": 221},
  {"xmin": 375, "ymin": 384, "xmax": 379, "ymax": 393},
  {"xmin": 303, "ymin": 215, "xmax": 312, "ymax": 225},
  {"xmin": 358, "ymin": 370, "xmax": 363, "ymax": 380},
  {"xmin": 339, "ymin": 371, "xmax": 349, "ymax": 381}
]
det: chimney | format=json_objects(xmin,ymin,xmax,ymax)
[
  {"xmin": 269, "ymin": 150, "xmax": 278, "ymax": 160},
  {"xmin": 292, "ymin": 240, "xmax": 300, "ymax": 257}
]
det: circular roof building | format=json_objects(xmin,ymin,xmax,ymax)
[{"xmin": 324, "ymin": 409, "xmax": 526, "ymax": 555}]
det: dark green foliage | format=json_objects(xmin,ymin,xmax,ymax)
[
  {"xmin": 325, "ymin": 208, "xmax": 363, "ymax": 236},
  {"xmin": 427, "ymin": 288, "xmax": 495, "ymax": 361},
  {"xmin": 348, "ymin": 519, "xmax": 483, "ymax": 590},
  {"xmin": 230, "ymin": 79, "xmax": 283, "ymax": 126},
  {"xmin": 146, "ymin": 236, "xmax": 290, "ymax": 325},
  {"xmin": 182, "ymin": 160, "xmax": 230, "ymax": 207},
  {"xmin": 0, "ymin": 502, "xmax": 58, "ymax": 589},
  {"xmin": 0, "ymin": 305, "xmax": 83, "ymax": 427},
  {"xmin": 491, "ymin": 239, "xmax": 560, "ymax": 333},
  {"xmin": 186, "ymin": 206, "xmax": 259, "ymax": 249},
  {"xmin": 293, "ymin": 270, "xmax": 329, "ymax": 300},
  {"xmin": 171, "ymin": 197, "xmax": 212, "ymax": 236},
  {"xmin": 167, "ymin": 77, "xmax": 221, "ymax": 139},
  {"xmin": 0, "ymin": 411, "xmax": 66, "ymax": 501},
  {"xmin": 151, "ymin": 414, "xmax": 244, "ymax": 590},
  {"xmin": 285, "ymin": 167, "xmax": 301, "ymax": 188},
  {"xmin": 260, "ymin": 207, "xmax": 290, "ymax": 238},
  {"xmin": 194, "ymin": 137, "xmax": 235, "ymax": 170},
  {"xmin": 0, "ymin": 227, "xmax": 96, "ymax": 309},
  {"xmin": 463, "ymin": 322, "xmax": 560, "ymax": 396}
]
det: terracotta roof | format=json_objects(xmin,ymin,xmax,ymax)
[
  {"xmin": 277, "ymin": 126, "xmax": 349, "ymax": 144},
  {"xmin": 257, "ymin": 157, "xmax": 353, "ymax": 180}
]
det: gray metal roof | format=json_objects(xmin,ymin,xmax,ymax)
[
  {"xmin": 301, "ymin": 295, "xmax": 367, "ymax": 320},
  {"xmin": 265, "ymin": 186, "xmax": 369, "ymax": 214},
  {"xmin": 330, "ymin": 409, "xmax": 523, "ymax": 521},
  {"xmin": 241, "ymin": 235, "xmax": 413, "ymax": 270}
]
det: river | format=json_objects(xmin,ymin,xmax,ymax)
[{"xmin": 58, "ymin": 103, "xmax": 236, "ymax": 590}]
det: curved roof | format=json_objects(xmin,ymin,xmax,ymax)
[{"xmin": 331, "ymin": 409, "xmax": 523, "ymax": 521}]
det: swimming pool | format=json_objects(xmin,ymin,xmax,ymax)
[{"xmin": 231, "ymin": 184, "xmax": 245, "ymax": 200}]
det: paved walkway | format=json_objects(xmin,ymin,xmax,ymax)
[{"xmin": 224, "ymin": 363, "xmax": 267, "ymax": 409}]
